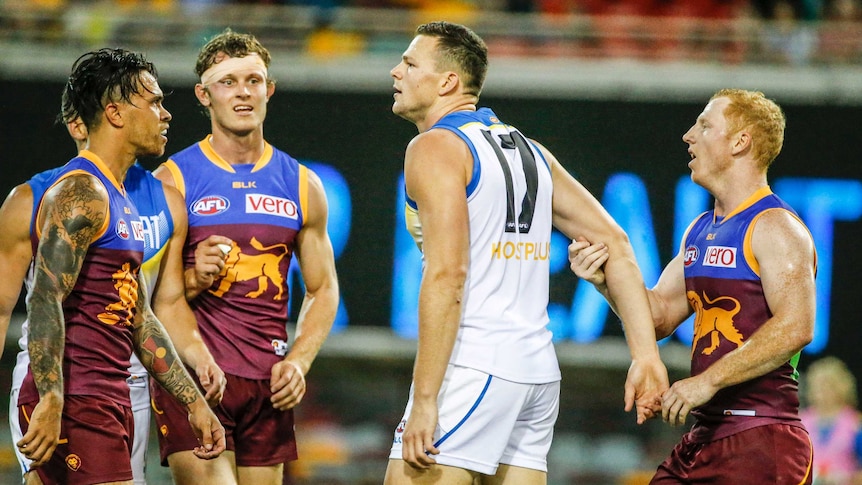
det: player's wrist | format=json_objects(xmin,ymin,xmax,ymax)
[{"xmin": 285, "ymin": 359, "xmax": 307, "ymax": 387}]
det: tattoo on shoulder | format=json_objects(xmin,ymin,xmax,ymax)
[
  {"xmin": 52, "ymin": 176, "xmax": 106, "ymax": 247},
  {"xmin": 36, "ymin": 176, "xmax": 106, "ymax": 294}
]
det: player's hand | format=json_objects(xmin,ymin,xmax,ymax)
[
  {"xmin": 195, "ymin": 359, "xmax": 227, "ymax": 407},
  {"xmin": 661, "ymin": 375, "xmax": 717, "ymax": 427},
  {"xmin": 187, "ymin": 400, "xmax": 226, "ymax": 460},
  {"xmin": 270, "ymin": 360, "xmax": 306, "ymax": 411},
  {"xmin": 401, "ymin": 397, "xmax": 439, "ymax": 469},
  {"xmin": 568, "ymin": 237, "xmax": 608, "ymax": 287},
  {"xmin": 190, "ymin": 235, "xmax": 233, "ymax": 291},
  {"xmin": 17, "ymin": 392, "xmax": 63, "ymax": 467},
  {"xmin": 624, "ymin": 356, "xmax": 669, "ymax": 424}
]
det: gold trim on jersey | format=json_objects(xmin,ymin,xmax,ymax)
[
  {"xmin": 161, "ymin": 160, "xmax": 186, "ymax": 198},
  {"xmin": 35, "ymin": 169, "xmax": 110, "ymax": 243},
  {"xmin": 79, "ymin": 150, "xmax": 126, "ymax": 195},
  {"xmin": 404, "ymin": 203, "xmax": 423, "ymax": 251},
  {"xmin": 714, "ymin": 186, "xmax": 773, "ymax": 224},
  {"xmin": 457, "ymin": 121, "xmax": 509, "ymax": 131},
  {"xmin": 298, "ymin": 164, "xmax": 308, "ymax": 228},
  {"xmin": 197, "ymin": 136, "xmax": 275, "ymax": 174}
]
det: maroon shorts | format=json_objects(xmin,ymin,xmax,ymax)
[
  {"xmin": 151, "ymin": 370, "xmax": 297, "ymax": 467},
  {"xmin": 650, "ymin": 423, "xmax": 813, "ymax": 484},
  {"xmin": 19, "ymin": 395, "xmax": 134, "ymax": 485}
]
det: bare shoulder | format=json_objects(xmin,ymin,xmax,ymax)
[
  {"xmin": 160, "ymin": 180, "xmax": 189, "ymax": 230},
  {"xmin": 45, "ymin": 172, "xmax": 107, "ymax": 204},
  {"xmin": 0, "ymin": 183, "xmax": 35, "ymax": 216},
  {"xmin": 41, "ymin": 172, "xmax": 109, "ymax": 228},
  {"xmin": 753, "ymin": 208, "xmax": 813, "ymax": 249},
  {"xmin": 302, "ymin": 166, "xmax": 329, "ymax": 228},
  {"xmin": 406, "ymin": 128, "xmax": 470, "ymax": 162},
  {"xmin": 751, "ymin": 208, "xmax": 815, "ymax": 267},
  {"xmin": 405, "ymin": 128, "xmax": 471, "ymax": 193},
  {"xmin": 0, "ymin": 183, "xmax": 35, "ymax": 242},
  {"xmin": 152, "ymin": 162, "xmax": 176, "ymax": 187}
]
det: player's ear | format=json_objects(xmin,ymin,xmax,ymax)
[
  {"xmin": 66, "ymin": 117, "xmax": 88, "ymax": 146},
  {"xmin": 195, "ymin": 83, "xmax": 211, "ymax": 107},
  {"xmin": 266, "ymin": 79, "xmax": 276, "ymax": 101},
  {"xmin": 439, "ymin": 71, "xmax": 459, "ymax": 96},
  {"xmin": 104, "ymin": 102, "xmax": 124, "ymax": 128},
  {"xmin": 731, "ymin": 131, "xmax": 751, "ymax": 157}
]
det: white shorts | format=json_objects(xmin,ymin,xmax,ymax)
[
  {"xmin": 9, "ymin": 357, "xmax": 151, "ymax": 484},
  {"xmin": 128, "ymin": 379, "xmax": 151, "ymax": 485},
  {"xmin": 389, "ymin": 364, "xmax": 560, "ymax": 475},
  {"xmin": 9, "ymin": 383, "xmax": 30, "ymax": 477}
]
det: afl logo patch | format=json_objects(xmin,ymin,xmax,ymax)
[
  {"xmin": 116, "ymin": 219, "xmax": 130, "ymax": 239},
  {"xmin": 683, "ymin": 245, "xmax": 699, "ymax": 267},
  {"xmin": 191, "ymin": 195, "xmax": 230, "ymax": 216},
  {"xmin": 66, "ymin": 453, "xmax": 82, "ymax": 471}
]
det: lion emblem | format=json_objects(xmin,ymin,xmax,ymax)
[
  {"xmin": 688, "ymin": 290, "xmax": 743, "ymax": 357},
  {"xmin": 210, "ymin": 237, "xmax": 291, "ymax": 300}
]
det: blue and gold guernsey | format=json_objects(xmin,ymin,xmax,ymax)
[
  {"xmin": 18, "ymin": 150, "xmax": 145, "ymax": 407},
  {"xmin": 122, "ymin": 163, "xmax": 173, "ymax": 389},
  {"xmin": 125, "ymin": 163, "xmax": 173, "ymax": 291},
  {"xmin": 14, "ymin": 163, "xmax": 173, "ymax": 398},
  {"xmin": 406, "ymin": 108, "xmax": 560, "ymax": 385},
  {"xmin": 682, "ymin": 186, "xmax": 816, "ymax": 442},
  {"xmin": 161, "ymin": 137, "xmax": 306, "ymax": 380}
]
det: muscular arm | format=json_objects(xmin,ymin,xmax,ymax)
[
  {"xmin": 544, "ymin": 144, "xmax": 668, "ymax": 422},
  {"xmin": 151, "ymin": 184, "xmax": 225, "ymax": 405},
  {"xmin": 402, "ymin": 130, "xmax": 471, "ymax": 468},
  {"xmin": 0, "ymin": 185, "xmax": 37, "ymax": 361},
  {"xmin": 133, "ymin": 278, "xmax": 225, "ymax": 458},
  {"xmin": 270, "ymin": 169, "xmax": 340, "ymax": 411},
  {"xmin": 649, "ymin": 253, "xmax": 693, "ymax": 340},
  {"xmin": 20, "ymin": 174, "xmax": 108, "ymax": 466},
  {"xmin": 133, "ymin": 281, "xmax": 199, "ymax": 407},
  {"xmin": 570, "ymin": 241, "xmax": 692, "ymax": 341},
  {"xmin": 153, "ymin": 164, "xmax": 230, "ymax": 300},
  {"xmin": 661, "ymin": 209, "xmax": 816, "ymax": 425}
]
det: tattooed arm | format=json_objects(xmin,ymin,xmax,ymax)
[
  {"xmin": 133, "ymin": 277, "xmax": 226, "ymax": 459},
  {"xmin": 18, "ymin": 174, "xmax": 107, "ymax": 467}
]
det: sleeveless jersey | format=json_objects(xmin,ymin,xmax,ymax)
[
  {"xmin": 405, "ymin": 108, "xmax": 560, "ymax": 384},
  {"xmin": 161, "ymin": 137, "xmax": 307, "ymax": 379},
  {"xmin": 682, "ymin": 186, "xmax": 815, "ymax": 441},
  {"xmin": 14, "ymin": 163, "xmax": 174, "ymax": 393},
  {"xmin": 18, "ymin": 150, "xmax": 144, "ymax": 406},
  {"xmin": 123, "ymin": 163, "xmax": 174, "ymax": 385}
]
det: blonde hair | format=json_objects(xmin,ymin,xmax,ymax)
[
  {"xmin": 711, "ymin": 89, "xmax": 785, "ymax": 170},
  {"xmin": 804, "ymin": 356, "xmax": 858, "ymax": 407}
]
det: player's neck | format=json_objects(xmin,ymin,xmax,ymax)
[
  {"xmin": 418, "ymin": 100, "xmax": 477, "ymax": 132},
  {"xmin": 209, "ymin": 127, "xmax": 266, "ymax": 165},
  {"xmin": 85, "ymin": 138, "xmax": 138, "ymax": 183}
]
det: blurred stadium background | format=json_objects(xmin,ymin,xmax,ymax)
[{"xmin": 1, "ymin": 0, "xmax": 861, "ymax": 483}]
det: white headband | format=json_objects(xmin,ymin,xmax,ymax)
[{"xmin": 200, "ymin": 54, "xmax": 268, "ymax": 86}]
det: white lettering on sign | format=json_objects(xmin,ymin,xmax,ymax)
[
  {"xmin": 703, "ymin": 246, "xmax": 737, "ymax": 268},
  {"xmin": 246, "ymin": 193, "xmax": 298, "ymax": 219}
]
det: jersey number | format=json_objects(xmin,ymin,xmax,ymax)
[{"xmin": 480, "ymin": 130, "xmax": 539, "ymax": 233}]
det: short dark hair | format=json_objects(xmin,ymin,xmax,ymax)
[
  {"xmin": 416, "ymin": 21, "xmax": 488, "ymax": 96},
  {"xmin": 194, "ymin": 28, "xmax": 272, "ymax": 78},
  {"xmin": 59, "ymin": 48, "xmax": 159, "ymax": 128}
]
